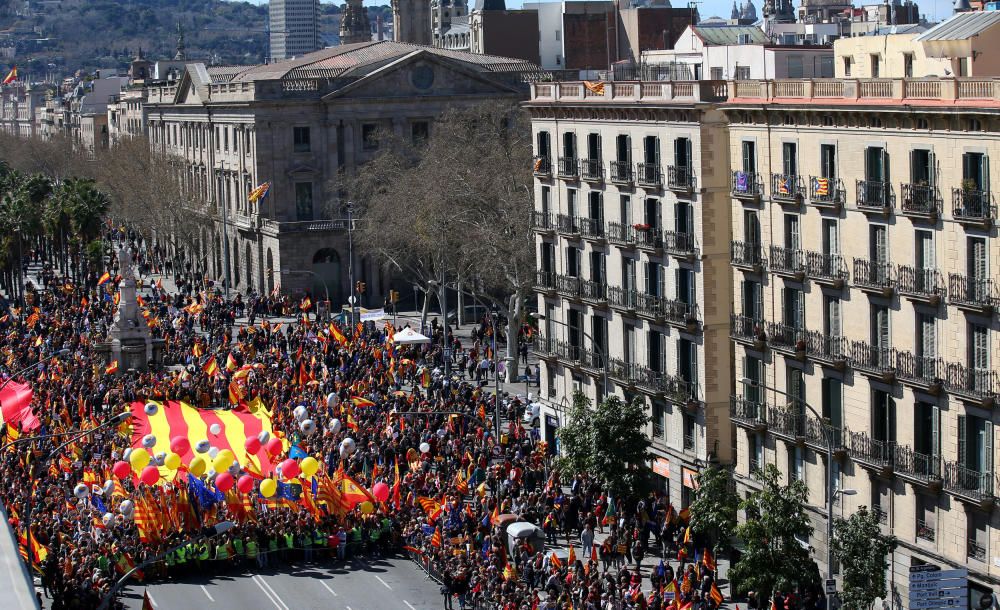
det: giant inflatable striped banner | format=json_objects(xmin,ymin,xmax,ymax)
[{"xmin": 130, "ymin": 401, "xmax": 279, "ymax": 480}]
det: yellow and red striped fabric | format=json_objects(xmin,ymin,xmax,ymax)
[{"xmin": 129, "ymin": 400, "xmax": 279, "ymax": 481}]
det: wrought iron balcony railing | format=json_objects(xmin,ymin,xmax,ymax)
[
  {"xmin": 557, "ymin": 156, "xmax": 578, "ymax": 178},
  {"xmin": 580, "ymin": 158, "xmax": 603, "ymax": 181},
  {"xmin": 853, "ymin": 258, "xmax": 896, "ymax": 293},
  {"xmin": 770, "ymin": 173, "xmax": 804, "ymax": 202},
  {"xmin": 532, "ymin": 155, "xmax": 552, "ymax": 175},
  {"xmin": 731, "ymin": 171, "xmax": 762, "ymax": 199},
  {"xmin": 610, "ymin": 161, "xmax": 633, "ymax": 184},
  {"xmin": 637, "ymin": 163, "xmax": 662, "ymax": 187},
  {"xmin": 856, "ymin": 179, "xmax": 895, "ymax": 212},
  {"xmin": 948, "ymin": 274, "xmax": 996, "ymax": 312},
  {"xmin": 663, "ymin": 230, "xmax": 698, "ymax": 258},
  {"xmin": 805, "ymin": 251, "xmax": 849, "ymax": 286},
  {"xmin": 900, "ymin": 183, "xmax": 942, "ymax": 218},
  {"xmin": 952, "ymin": 188, "xmax": 996, "ymax": 225},
  {"xmin": 731, "ymin": 241, "xmax": 766, "ymax": 270},
  {"xmin": 808, "ymin": 176, "xmax": 845, "ymax": 207},
  {"xmin": 607, "ymin": 222, "xmax": 636, "ymax": 246},
  {"xmin": 769, "ymin": 245, "xmax": 806, "ymax": 278},
  {"xmin": 667, "ymin": 165, "xmax": 695, "ymax": 191},
  {"xmin": 897, "ymin": 265, "xmax": 946, "ymax": 304}
]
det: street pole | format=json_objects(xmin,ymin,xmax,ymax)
[
  {"xmin": 220, "ymin": 162, "xmax": 231, "ymax": 301},
  {"xmin": 740, "ymin": 378, "xmax": 835, "ymax": 594},
  {"xmin": 346, "ymin": 202, "xmax": 356, "ymax": 333},
  {"xmin": 440, "ymin": 274, "xmax": 450, "ymax": 381},
  {"xmin": 493, "ymin": 309, "xmax": 501, "ymax": 438}
]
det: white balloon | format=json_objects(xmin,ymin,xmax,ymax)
[
  {"xmin": 209, "ymin": 423, "xmax": 222, "ymax": 436},
  {"xmin": 73, "ymin": 483, "xmax": 90, "ymax": 499},
  {"xmin": 208, "ymin": 447, "xmax": 220, "ymax": 459},
  {"xmin": 339, "ymin": 445, "xmax": 348, "ymax": 459},
  {"xmin": 341, "ymin": 438, "xmax": 356, "ymax": 454},
  {"xmin": 141, "ymin": 434, "xmax": 156, "ymax": 449},
  {"xmin": 195, "ymin": 439, "xmax": 211, "ymax": 454},
  {"xmin": 328, "ymin": 419, "xmax": 342, "ymax": 435},
  {"xmin": 144, "ymin": 402, "xmax": 158, "ymax": 416},
  {"xmin": 293, "ymin": 405, "xmax": 309, "ymax": 422},
  {"xmin": 228, "ymin": 463, "xmax": 241, "ymax": 476},
  {"xmin": 102, "ymin": 513, "xmax": 114, "ymax": 527},
  {"xmin": 257, "ymin": 431, "xmax": 270, "ymax": 444},
  {"xmin": 326, "ymin": 393, "xmax": 339, "ymax": 409},
  {"xmin": 119, "ymin": 499, "xmax": 134, "ymax": 516},
  {"xmin": 419, "ymin": 442, "xmax": 431, "ymax": 454},
  {"xmin": 155, "ymin": 452, "xmax": 166, "ymax": 466},
  {"xmin": 103, "ymin": 480, "xmax": 115, "ymax": 496},
  {"xmin": 122, "ymin": 448, "xmax": 132, "ymax": 462},
  {"xmin": 92, "ymin": 484, "xmax": 104, "ymax": 496},
  {"xmin": 300, "ymin": 419, "xmax": 316, "ymax": 435}
]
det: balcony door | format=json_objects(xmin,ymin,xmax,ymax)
[
  {"xmin": 645, "ymin": 198, "xmax": 661, "ymax": 230},
  {"xmin": 644, "ymin": 136, "xmax": 660, "ymax": 166},
  {"xmin": 784, "ymin": 214, "xmax": 800, "ymax": 250},
  {"xmin": 962, "ymin": 152, "xmax": 988, "ymax": 191},
  {"xmin": 536, "ymin": 131, "xmax": 550, "ymax": 159},
  {"xmin": 562, "ymin": 132, "xmax": 576, "ymax": 160},
  {"xmin": 676, "ymin": 201, "xmax": 693, "ymax": 235},
  {"xmin": 645, "ymin": 261, "xmax": 662, "ymax": 297},
  {"xmin": 616, "ymin": 134, "xmax": 631, "ymax": 165},
  {"xmin": 622, "ymin": 258, "xmax": 636, "ymax": 293},
  {"xmin": 909, "ymin": 149, "xmax": 934, "ymax": 186},
  {"xmin": 872, "ymin": 389, "xmax": 896, "ymax": 445},
  {"xmin": 914, "ymin": 402, "xmax": 940, "ymax": 463},
  {"xmin": 590, "ymin": 251, "xmax": 605, "ymax": 284},
  {"xmin": 744, "ymin": 356, "xmax": 764, "ymax": 403},
  {"xmin": 958, "ymin": 414, "xmax": 993, "ymax": 480},
  {"xmin": 588, "ymin": 191, "xmax": 603, "ymax": 223},
  {"xmin": 567, "ymin": 308, "xmax": 582, "ymax": 350},
  {"xmin": 742, "ymin": 280, "xmax": 763, "ymax": 320},
  {"xmin": 587, "ymin": 132, "xmax": 601, "ymax": 163},
  {"xmin": 865, "ymin": 146, "xmax": 889, "ymax": 183},
  {"xmin": 744, "ymin": 210, "xmax": 761, "ymax": 245},
  {"xmin": 782, "ymin": 142, "xmax": 798, "ymax": 177},
  {"xmin": 675, "ymin": 137, "xmax": 692, "ymax": 170}
]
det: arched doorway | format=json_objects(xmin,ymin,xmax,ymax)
[
  {"xmin": 312, "ymin": 248, "xmax": 342, "ymax": 305},
  {"xmin": 266, "ymin": 249, "xmax": 274, "ymax": 295}
]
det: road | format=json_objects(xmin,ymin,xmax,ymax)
[{"xmin": 115, "ymin": 556, "xmax": 444, "ymax": 610}]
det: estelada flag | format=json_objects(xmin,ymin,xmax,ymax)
[
  {"xmin": 97, "ymin": 272, "xmax": 111, "ymax": 286},
  {"xmin": 2, "ymin": 66, "xmax": 17, "ymax": 85}
]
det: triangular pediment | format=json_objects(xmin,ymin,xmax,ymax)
[
  {"xmin": 172, "ymin": 64, "xmax": 211, "ymax": 105},
  {"xmin": 321, "ymin": 50, "xmax": 520, "ymax": 102},
  {"xmin": 286, "ymin": 163, "xmax": 317, "ymax": 176}
]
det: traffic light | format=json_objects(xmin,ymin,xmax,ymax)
[{"xmin": 389, "ymin": 290, "xmax": 400, "ymax": 303}]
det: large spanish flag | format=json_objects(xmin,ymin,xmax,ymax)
[{"xmin": 129, "ymin": 400, "xmax": 279, "ymax": 481}]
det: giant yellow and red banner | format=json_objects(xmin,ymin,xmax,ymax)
[{"xmin": 130, "ymin": 401, "xmax": 279, "ymax": 480}]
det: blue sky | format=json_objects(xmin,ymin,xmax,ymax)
[{"xmin": 239, "ymin": 0, "xmax": 951, "ymax": 27}]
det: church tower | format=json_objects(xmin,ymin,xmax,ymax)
[
  {"xmin": 340, "ymin": 0, "xmax": 371, "ymax": 44},
  {"xmin": 392, "ymin": 0, "xmax": 432, "ymax": 45}
]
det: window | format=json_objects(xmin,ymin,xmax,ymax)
[
  {"xmin": 619, "ymin": 195, "xmax": 631, "ymax": 224},
  {"xmin": 587, "ymin": 191, "xmax": 603, "ymax": 222},
  {"xmin": 786, "ymin": 55, "xmax": 803, "ymax": 79},
  {"xmin": 677, "ymin": 269, "xmax": 694, "ymax": 305},
  {"xmin": 674, "ymin": 137, "xmax": 692, "ymax": 169},
  {"xmin": 958, "ymin": 413, "xmax": 993, "ymax": 478},
  {"xmin": 968, "ymin": 236, "xmax": 987, "ymax": 283},
  {"xmin": 741, "ymin": 140, "xmax": 756, "ymax": 174},
  {"xmin": 782, "ymin": 287, "xmax": 804, "ymax": 329},
  {"xmin": 909, "ymin": 149, "xmax": 934, "ymax": 186},
  {"xmin": 565, "ymin": 245, "xmax": 580, "ymax": 278},
  {"xmin": 970, "ymin": 323, "xmax": 989, "ymax": 374},
  {"xmin": 615, "ymin": 134, "xmax": 631, "ymax": 164},
  {"xmin": 294, "ymin": 182, "xmax": 314, "ymax": 221},
  {"xmin": 788, "ymin": 445, "xmax": 804, "ymax": 482},
  {"xmin": 411, "ymin": 121, "xmax": 429, "ymax": 145},
  {"xmin": 710, "ymin": 67, "xmax": 723, "ymax": 80},
  {"xmin": 871, "ymin": 224, "xmax": 889, "ymax": 265},
  {"xmin": 865, "ymin": 146, "xmax": 889, "ymax": 183},
  {"xmin": 917, "ymin": 313, "xmax": 936, "ymax": 360},
  {"xmin": 820, "ymin": 144, "xmax": 836, "ymax": 181},
  {"xmin": 959, "ymin": 57, "xmax": 970, "ymax": 77},
  {"xmin": 742, "ymin": 280, "xmax": 763, "ymax": 320},
  {"xmin": 913, "ymin": 402, "xmax": 939, "ymax": 462},
  {"xmin": 683, "ymin": 413, "xmax": 696, "ymax": 451},
  {"xmin": 652, "ymin": 401, "xmax": 666, "ymax": 439},
  {"xmin": 293, "ymin": 126, "xmax": 311, "ymax": 153},
  {"xmin": 843, "ymin": 56, "xmax": 852, "ymax": 77},
  {"xmin": 546, "ymin": 363, "xmax": 556, "ymax": 397},
  {"xmin": 536, "ymin": 131, "xmax": 551, "ymax": 160},
  {"xmin": 872, "ymin": 389, "xmax": 896, "ymax": 444},
  {"xmin": 624, "ymin": 323, "xmax": 635, "ymax": 364},
  {"xmin": 540, "ymin": 186, "xmax": 550, "ymax": 216},
  {"xmin": 821, "ymin": 377, "xmax": 842, "ymax": 445},
  {"xmin": 562, "ymin": 131, "xmax": 577, "ymax": 160},
  {"xmin": 822, "ymin": 219, "xmax": 839, "ymax": 256},
  {"xmin": 679, "ymin": 338, "xmax": 696, "ymax": 390},
  {"xmin": 870, "ymin": 54, "xmax": 880, "ymax": 78},
  {"xmin": 622, "ymin": 257, "xmax": 635, "ymax": 292},
  {"xmin": 361, "ymin": 123, "xmax": 379, "ymax": 151},
  {"xmin": 743, "ymin": 356, "xmax": 764, "ymax": 403},
  {"xmin": 871, "ymin": 304, "xmax": 890, "ymax": 352},
  {"xmin": 916, "ymin": 495, "xmax": 935, "ymax": 542},
  {"xmin": 962, "ymin": 152, "xmax": 988, "ymax": 191},
  {"xmin": 589, "ymin": 251, "xmax": 604, "ymax": 284},
  {"xmin": 784, "ymin": 214, "xmax": 800, "ymax": 250},
  {"xmin": 735, "ymin": 65, "xmax": 750, "ymax": 80},
  {"xmin": 648, "ymin": 330, "xmax": 663, "ymax": 373},
  {"xmin": 645, "ymin": 260, "xmax": 662, "ymax": 296},
  {"xmin": 903, "ymin": 53, "xmax": 914, "ymax": 78},
  {"xmin": 749, "ymin": 431, "xmax": 763, "ymax": 473},
  {"xmin": 223, "ymin": 126, "xmax": 229, "ymax": 152},
  {"xmin": 586, "ymin": 132, "xmax": 601, "ymax": 163}
]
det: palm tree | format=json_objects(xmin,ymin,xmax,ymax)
[{"xmin": 52, "ymin": 178, "xmax": 110, "ymax": 282}]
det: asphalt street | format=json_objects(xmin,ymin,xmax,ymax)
[{"xmin": 115, "ymin": 556, "xmax": 445, "ymax": 610}]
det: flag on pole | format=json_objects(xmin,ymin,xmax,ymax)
[
  {"xmin": 247, "ymin": 181, "xmax": 270, "ymax": 204},
  {"xmin": 202, "ymin": 356, "xmax": 219, "ymax": 376},
  {"xmin": 709, "ymin": 582, "xmax": 724, "ymax": 606}
]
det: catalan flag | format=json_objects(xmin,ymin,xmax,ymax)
[
  {"xmin": 97, "ymin": 272, "xmax": 111, "ymax": 286},
  {"xmin": 418, "ymin": 496, "xmax": 443, "ymax": 522},
  {"xmin": 550, "ymin": 552, "xmax": 562, "ymax": 569},
  {"xmin": 709, "ymin": 582, "xmax": 724, "ymax": 606},
  {"xmin": 247, "ymin": 181, "xmax": 270, "ymax": 204},
  {"xmin": 703, "ymin": 547, "xmax": 717, "ymax": 572},
  {"xmin": 430, "ymin": 528, "xmax": 442, "ymax": 548}
]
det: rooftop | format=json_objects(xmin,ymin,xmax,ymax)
[
  {"xmin": 915, "ymin": 10, "xmax": 1000, "ymax": 41},
  {"xmin": 692, "ymin": 24, "xmax": 768, "ymax": 45},
  {"xmin": 726, "ymin": 77, "xmax": 1000, "ymax": 109}
]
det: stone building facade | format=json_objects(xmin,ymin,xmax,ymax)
[
  {"xmin": 526, "ymin": 80, "xmax": 734, "ymax": 511},
  {"xmin": 142, "ymin": 41, "xmax": 537, "ymax": 306},
  {"xmin": 724, "ymin": 78, "xmax": 1000, "ymax": 604}
]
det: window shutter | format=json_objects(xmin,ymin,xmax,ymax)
[
  {"xmin": 829, "ymin": 298, "xmax": 841, "ymax": 337},
  {"xmin": 972, "ymin": 325, "xmax": 988, "ymax": 369},
  {"xmin": 928, "ymin": 151, "xmax": 936, "ymax": 187},
  {"xmin": 654, "ymin": 137, "xmax": 661, "ymax": 167},
  {"xmin": 781, "ymin": 287, "xmax": 788, "ymax": 325},
  {"xmin": 881, "ymin": 148, "xmax": 890, "ymax": 182},
  {"xmin": 755, "ymin": 282, "xmax": 764, "ymax": 321},
  {"xmin": 685, "ymin": 138, "xmax": 693, "ymax": 169},
  {"xmin": 865, "ymin": 146, "xmax": 872, "ymax": 181},
  {"xmin": 982, "ymin": 155, "xmax": 990, "ymax": 193},
  {"xmin": 921, "ymin": 314, "xmax": 936, "ymax": 359},
  {"xmin": 970, "ymin": 238, "xmax": 986, "ymax": 280},
  {"xmin": 596, "ymin": 134, "xmax": 602, "ymax": 163},
  {"xmin": 958, "ymin": 414, "xmax": 967, "ymax": 466},
  {"xmin": 985, "ymin": 423, "xmax": 994, "ymax": 475},
  {"xmin": 626, "ymin": 136, "xmax": 632, "ymax": 166},
  {"xmin": 741, "ymin": 281, "xmax": 748, "ymax": 316},
  {"xmin": 689, "ymin": 340, "xmax": 698, "ymax": 390},
  {"xmin": 931, "ymin": 404, "xmax": 940, "ymax": 459},
  {"xmin": 909, "ymin": 149, "xmax": 917, "ymax": 184},
  {"xmin": 880, "ymin": 307, "xmax": 891, "ymax": 350}
]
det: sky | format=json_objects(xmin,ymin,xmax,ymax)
[{"xmin": 240, "ymin": 0, "xmax": 951, "ymax": 28}]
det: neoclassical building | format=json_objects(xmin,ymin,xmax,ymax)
[{"xmin": 143, "ymin": 41, "xmax": 538, "ymax": 304}]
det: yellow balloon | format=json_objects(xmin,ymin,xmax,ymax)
[
  {"xmin": 212, "ymin": 454, "xmax": 232, "ymax": 473},
  {"xmin": 360, "ymin": 501, "xmax": 374, "ymax": 515},
  {"xmin": 189, "ymin": 455, "xmax": 207, "ymax": 477},
  {"xmin": 300, "ymin": 456, "xmax": 319, "ymax": 478},
  {"xmin": 164, "ymin": 452, "xmax": 181, "ymax": 470},
  {"xmin": 129, "ymin": 449, "xmax": 150, "ymax": 470},
  {"xmin": 260, "ymin": 479, "xmax": 277, "ymax": 498},
  {"xmin": 218, "ymin": 449, "xmax": 235, "ymax": 465}
]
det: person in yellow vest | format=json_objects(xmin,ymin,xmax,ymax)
[{"xmin": 246, "ymin": 537, "xmax": 258, "ymax": 567}]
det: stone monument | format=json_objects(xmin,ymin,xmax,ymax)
[{"xmin": 107, "ymin": 247, "xmax": 158, "ymax": 372}]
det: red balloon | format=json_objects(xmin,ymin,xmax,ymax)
[
  {"xmin": 244, "ymin": 437, "xmax": 262, "ymax": 454},
  {"xmin": 169, "ymin": 436, "xmax": 191, "ymax": 455},
  {"xmin": 215, "ymin": 472, "xmax": 235, "ymax": 492},
  {"xmin": 112, "ymin": 461, "xmax": 130, "ymax": 479},
  {"xmin": 280, "ymin": 458, "xmax": 300, "ymax": 480},
  {"xmin": 265, "ymin": 437, "xmax": 283, "ymax": 456},
  {"xmin": 372, "ymin": 482, "xmax": 390, "ymax": 503},
  {"xmin": 236, "ymin": 474, "xmax": 254, "ymax": 494},
  {"xmin": 139, "ymin": 465, "xmax": 160, "ymax": 486}
]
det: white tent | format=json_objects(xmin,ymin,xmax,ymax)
[{"xmin": 392, "ymin": 327, "xmax": 431, "ymax": 344}]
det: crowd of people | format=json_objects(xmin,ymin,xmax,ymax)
[{"xmin": 0, "ymin": 235, "xmax": 746, "ymax": 610}]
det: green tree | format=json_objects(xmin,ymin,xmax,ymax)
[
  {"xmin": 729, "ymin": 464, "xmax": 819, "ymax": 600},
  {"xmin": 689, "ymin": 463, "xmax": 739, "ymax": 553},
  {"xmin": 557, "ymin": 392, "xmax": 652, "ymax": 501},
  {"xmin": 831, "ymin": 506, "xmax": 894, "ymax": 610}
]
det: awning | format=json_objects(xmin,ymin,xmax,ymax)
[{"xmin": 392, "ymin": 327, "xmax": 431, "ymax": 345}]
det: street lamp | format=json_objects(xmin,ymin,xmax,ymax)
[
  {"xmin": 834, "ymin": 488, "xmax": 857, "ymax": 521},
  {"xmin": 98, "ymin": 521, "xmax": 235, "ymax": 610},
  {"xmin": 739, "ymin": 377, "xmax": 837, "ymax": 595},
  {"xmin": 529, "ymin": 313, "xmax": 609, "ymax": 398},
  {"xmin": 0, "ymin": 348, "xmax": 72, "ymax": 393}
]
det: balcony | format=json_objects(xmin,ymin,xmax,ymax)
[
  {"xmin": 803, "ymin": 331, "xmax": 848, "ymax": 370},
  {"xmin": 915, "ymin": 519, "xmax": 936, "ymax": 543},
  {"xmin": 968, "ymin": 539, "xmax": 987, "ymax": 562},
  {"xmin": 663, "ymin": 230, "xmax": 698, "ymax": 261},
  {"xmin": 610, "ymin": 161, "xmax": 633, "ymax": 185},
  {"xmin": 766, "ymin": 406, "xmax": 804, "ymax": 440},
  {"xmin": 579, "ymin": 279, "xmax": 607, "ymax": 305},
  {"xmin": 607, "ymin": 286, "xmax": 638, "ymax": 314},
  {"xmin": 607, "ymin": 222, "xmax": 637, "ymax": 248},
  {"xmin": 944, "ymin": 460, "xmax": 996, "ymax": 507},
  {"xmin": 731, "ymin": 241, "xmax": 766, "ymax": 273},
  {"xmin": 578, "ymin": 217, "xmax": 605, "ymax": 242},
  {"xmin": 621, "ymin": 361, "xmax": 699, "ymax": 404},
  {"xmin": 856, "ymin": 180, "xmax": 895, "ymax": 216},
  {"xmin": 580, "ymin": 158, "xmax": 603, "ymax": 182},
  {"xmin": 900, "ymin": 183, "xmax": 942, "ymax": 221},
  {"xmin": 555, "ymin": 274, "xmax": 582, "ymax": 299},
  {"xmin": 730, "ymin": 395, "xmax": 767, "ymax": 431},
  {"xmin": 634, "ymin": 225, "xmax": 663, "ymax": 251},
  {"xmin": 948, "ymin": 274, "xmax": 996, "ymax": 315},
  {"xmin": 944, "ymin": 363, "xmax": 998, "ymax": 408},
  {"xmin": 767, "ymin": 321, "xmax": 808, "ymax": 358},
  {"xmin": 769, "ymin": 245, "xmax": 806, "ymax": 281},
  {"xmin": 642, "ymin": 295, "xmax": 701, "ymax": 331},
  {"xmin": 667, "ymin": 165, "xmax": 696, "ymax": 192},
  {"xmin": 557, "ymin": 156, "xmax": 578, "ymax": 179},
  {"xmin": 809, "ymin": 176, "xmax": 845, "ymax": 210},
  {"xmin": 555, "ymin": 213, "xmax": 580, "ymax": 236},
  {"xmin": 534, "ymin": 270, "xmax": 556, "ymax": 293},
  {"xmin": 895, "ymin": 351, "xmax": 943, "ymax": 395},
  {"xmin": 531, "ymin": 211, "xmax": 555, "ymax": 234},
  {"xmin": 803, "ymin": 414, "xmax": 843, "ymax": 454},
  {"xmin": 532, "ymin": 155, "xmax": 552, "ymax": 176},
  {"xmin": 532, "ymin": 333, "xmax": 557, "ymax": 358},
  {"xmin": 636, "ymin": 163, "xmax": 662, "ymax": 188},
  {"xmin": 952, "ymin": 188, "xmax": 995, "ymax": 229},
  {"xmin": 805, "ymin": 252, "xmax": 849, "ymax": 289},
  {"xmin": 683, "ymin": 433, "xmax": 696, "ymax": 451},
  {"xmin": 893, "ymin": 444, "xmax": 942, "ymax": 489},
  {"xmin": 730, "ymin": 314, "xmax": 768, "ymax": 350},
  {"xmin": 846, "ymin": 429, "xmax": 893, "ymax": 474},
  {"xmin": 770, "ymin": 173, "xmax": 804, "ymax": 205},
  {"xmin": 849, "ymin": 341, "xmax": 897, "ymax": 383},
  {"xmin": 607, "ymin": 357, "xmax": 633, "ymax": 385},
  {"xmin": 731, "ymin": 171, "xmax": 762, "ymax": 202},
  {"xmin": 853, "ymin": 258, "xmax": 896, "ymax": 297},
  {"xmin": 897, "ymin": 265, "xmax": 946, "ymax": 307}
]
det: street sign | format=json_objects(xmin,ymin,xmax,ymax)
[
  {"xmin": 825, "ymin": 579, "xmax": 837, "ymax": 594},
  {"xmin": 908, "ymin": 566, "xmax": 968, "ymax": 610}
]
